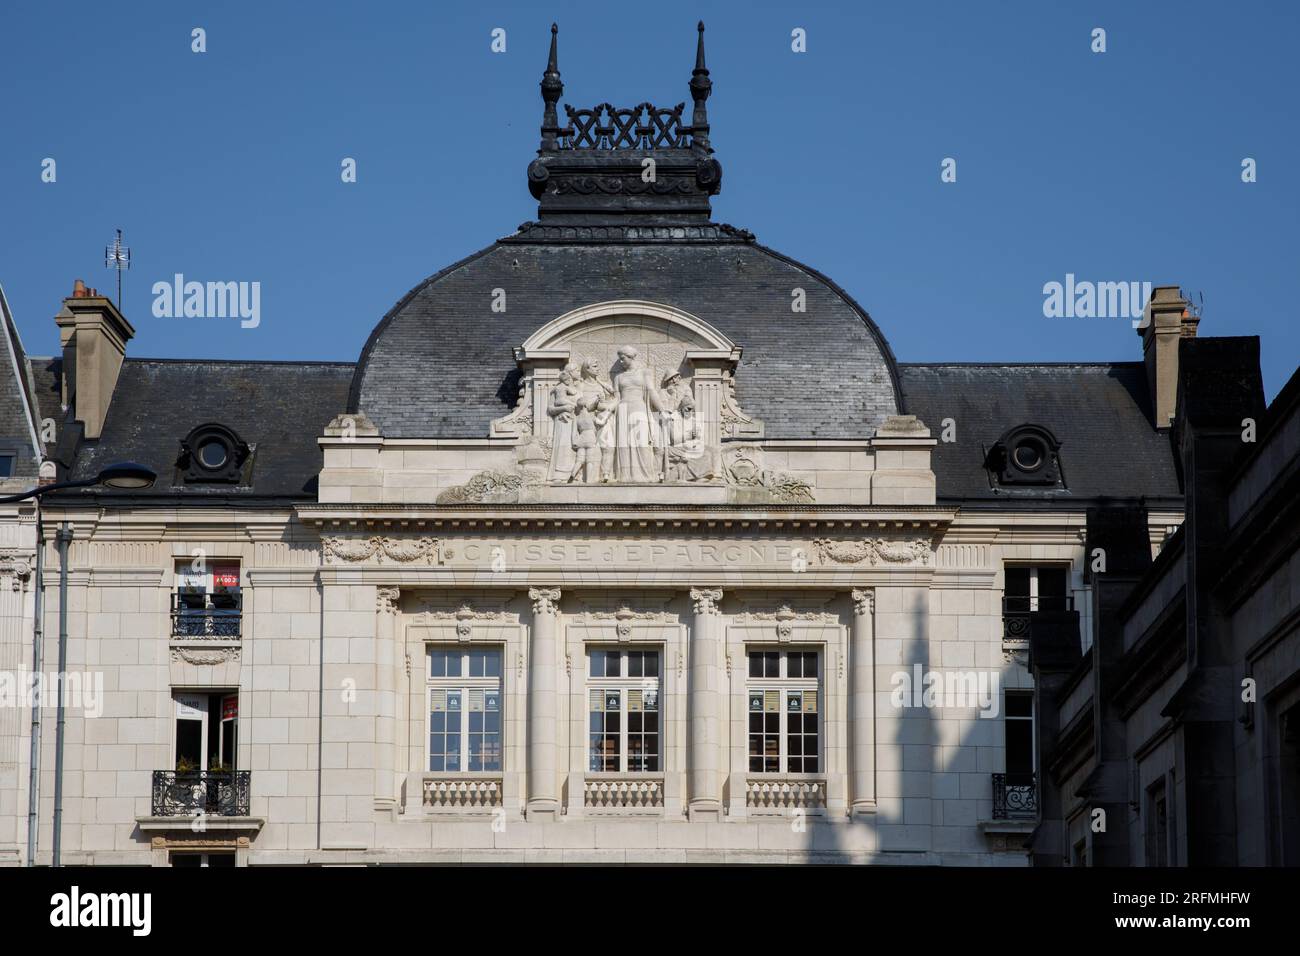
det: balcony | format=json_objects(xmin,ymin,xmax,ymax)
[
  {"xmin": 991, "ymin": 772, "xmax": 1037, "ymax": 820},
  {"xmin": 172, "ymin": 589, "xmax": 241, "ymax": 639},
  {"xmin": 745, "ymin": 777, "xmax": 827, "ymax": 814},
  {"xmin": 583, "ymin": 775, "xmax": 665, "ymax": 813},
  {"xmin": 1002, "ymin": 594, "xmax": 1073, "ymax": 648},
  {"xmin": 151, "ymin": 770, "xmax": 251, "ymax": 817},
  {"xmin": 420, "ymin": 773, "xmax": 503, "ymax": 813}
]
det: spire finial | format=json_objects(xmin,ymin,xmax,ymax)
[
  {"xmin": 689, "ymin": 21, "xmax": 712, "ymax": 150},
  {"xmin": 540, "ymin": 23, "xmax": 564, "ymax": 151}
]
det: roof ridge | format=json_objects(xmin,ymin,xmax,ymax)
[
  {"xmin": 899, "ymin": 361, "xmax": 1144, "ymax": 369},
  {"xmin": 124, "ymin": 357, "xmax": 355, "ymax": 368}
]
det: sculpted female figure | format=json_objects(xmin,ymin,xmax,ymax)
[
  {"xmin": 665, "ymin": 395, "xmax": 720, "ymax": 482},
  {"xmin": 577, "ymin": 359, "xmax": 616, "ymax": 482},
  {"xmin": 545, "ymin": 364, "xmax": 581, "ymax": 481},
  {"xmin": 610, "ymin": 346, "xmax": 663, "ymax": 482}
]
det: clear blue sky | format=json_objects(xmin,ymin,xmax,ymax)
[{"xmin": 3, "ymin": 0, "xmax": 1296, "ymax": 399}]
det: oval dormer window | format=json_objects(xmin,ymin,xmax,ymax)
[
  {"xmin": 197, "ymin": 438, "xmax": 230, "ymax": 470},
  {"xmin": 178, "ymin": 423, "xmax": 250, "ymax": 484},
  {"xmin": 988, "ymin": 424, "xmax": 1063, "ymax": 488},
  {"xmin": 1012, "ymin": 436, "xmax": 1046, "ymax": 472}
]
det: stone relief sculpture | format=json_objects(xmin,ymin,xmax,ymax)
[
  {"xmin": 578, "ymin": 359, "xmax": 617, "ymax": 481},
  {"xmin": 664, "ymin": 396, "xmax": 720, "ymax": 482},
  {"xmin": 546, "ymin": 364, "xmax": 582, "ymax": 481},
  {"xmin": 473, "ymin": 302, "xmax": 796, "ymax": 498},
  {"xmin": 611, "ymin": 345, "xmax": 664, "ymax": 482},
  {"xmin": 811, "ymin": 537, "xmax": 932, "ymax": 566}
]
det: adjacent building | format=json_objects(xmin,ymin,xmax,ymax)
[{"xmin": 1030, "ymin": 339, "xmax": 1300, "ymax": 866}]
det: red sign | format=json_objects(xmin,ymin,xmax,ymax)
[
  {"xmin": 222, "ymin": 695, "xmax": 238, "ymax": 720},
  {"xmin": 212, "ymin": 564, "xmax": 240, "ymax": 587}
]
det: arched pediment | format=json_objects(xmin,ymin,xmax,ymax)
[
  {"xmin": 517, "ymin": 299, "xmax": 740, "ymax": 363},
  {"xmin": 491, "ymin": 299, "xmax": 763, "ymax": 449}
]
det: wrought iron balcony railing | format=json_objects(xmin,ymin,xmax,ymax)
[
  {"xmin": 1002, "ymin": 594, "xmax": 1073, "ymax": 641},
  {"xmin": 151, "ymin": 770, "xmax": 251, "ymax": 817},
  {"xmin": 991, "ymin": 772, "xmax": 1038, "ymax": 820},
  {"xmin": 171, "ymin": 590, "xmax": 241, "ymax": 639}
]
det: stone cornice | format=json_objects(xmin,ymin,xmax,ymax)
[{"xmin": 296, "ymin": 503, "xmax": 955, "ymax": 533}]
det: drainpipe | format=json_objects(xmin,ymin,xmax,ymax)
[
  {"xmin": 316, "ymin": 576, "xmax": 324, "ymax": 851},
  {"xmin": 52, "ymin": 522, "xmax": 71, "ymax": 867},
  {"xmin": 24, "ymin": 511, "xmax": 44, "ymax": 866}
]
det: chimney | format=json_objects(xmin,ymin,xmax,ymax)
[
  {"xmin": 1138, "ymin": 285, "xmax": 1199, "ymax": 429},
  {"xmin": 54, "ymin": 278, "xmax": 134, "ymax": 439}
]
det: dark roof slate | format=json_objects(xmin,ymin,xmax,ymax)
[
  {"xmin": 351, "ymin": 240, "xmax": 902, "ymax": 440},
  {"xmin": 899, "ymin": 362, "xmax": 1183, "ymax": 502},
  {"xmin": 67, "ymin": 359, "xmax": 353, "ymax": 499}
]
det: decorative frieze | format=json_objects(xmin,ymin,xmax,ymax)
[
  {"xmin": 812, "ymin": 537, "xmax": 932, "ymax": 567},
  {"xmin": 171, "ymin": 645, "xmax": 241, "ymax": 665},
  {"xmin": 410, "ymin": 603, "xmax": 515, "ymax": 636},
  {"xmin": 571, "ymin": 604, "xmax": 676, "ymax": 640},
  {"xmin": 321, "ymin": 535, "xmax": 440, "ymax": 565},
  {"xmin": 435, "ymin": 471, "xmax": 528, "ymax": 505}
]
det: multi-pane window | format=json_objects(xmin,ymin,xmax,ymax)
[
  {"xmin": 427, "ymin": 647, "xmax": 502, "ymax": 772},
  {"xmin": 587, "ymin": 648, "xmax": 660, "ymax": 773},
  {"xmin": 747, "ymin": 649, "xmax": 820, "ymax": 774},
  {"xmin": 173, "ymin": 559, "xmax": 241, "ymax": 637},
  {"xmin": 1004, "ymin": 565, "xmax": 1070, "ymax": 613}
]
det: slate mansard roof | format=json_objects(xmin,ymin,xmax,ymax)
[
  {"xmin": 901, "ymin": 362, "xmax": 1182, "ymax": 504},
  {"xmin": 64, "ymin": 359, "xmax": 353, "ymax": 499},
  {"xmin": 349, "ymin": 240, "xmax": 902, "ymax": 440}
]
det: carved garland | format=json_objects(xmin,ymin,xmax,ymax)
[
  {"xmin": 321, "ymin": 535, "xmax": 440, "ymax": 565},
  {"xmin": 732, "ymin": 605, "xmax": 839, "ymax": 640},
  {"xmin": 171, "ymin": 646, "xmax": 241, "ymax": 665},
  {"xmin": 812, "ymin": 538, "xmax": 932, "ymax": 567},
  {"xmin": 577, "ymin": 606, "xmax": 676, "ymax": 638},
  {"xmin": 435, "ymin": 472, "xmax": 527, "ymax": 505},
  {"xmin": 410, "ymin": 604, "xmax": 516, "ymax": 638}
]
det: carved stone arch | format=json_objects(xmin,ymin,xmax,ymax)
[
  {"xmin": 491, "ymin": 299, "xmax": 763, "ymax": 446},
  {"xmin": 518, "ymin": 299, "xmax": 737, "ymax": 357}
]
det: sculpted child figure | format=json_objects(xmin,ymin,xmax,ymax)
[{"xmin": 568, "ymin": 396, "xmax": 600, "ymax": 484}]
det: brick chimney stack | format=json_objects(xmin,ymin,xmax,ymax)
[
  {"xmin": 54, "ymin": 278, "xmax": 134, "ymax": 440},
  {"xmin": 1138, "ymin": 285, "xmax": 1200, "ymax": 429}
]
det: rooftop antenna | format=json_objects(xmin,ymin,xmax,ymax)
[{"xmin": 104, "ymin": 228, "xmax": 130, "ymax": 311}]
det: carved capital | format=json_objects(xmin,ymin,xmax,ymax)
[
  {"xmin": 851, "ymin": 589, "xmax": 874, "ymax": 616},
  {"xmin": 376, "ymin": 587, "xmax": 401, "ymax": 615},
  {"xmin": 529, "ymin": 587, "xmax": 561, "ymax": 616},
  {"xmin": 0, "ymin": 553, "xmax": 32, "ymax": 592},
  {"xmin": 690, "ymin": 587, "xmax": 723, "ymax": 616}
]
